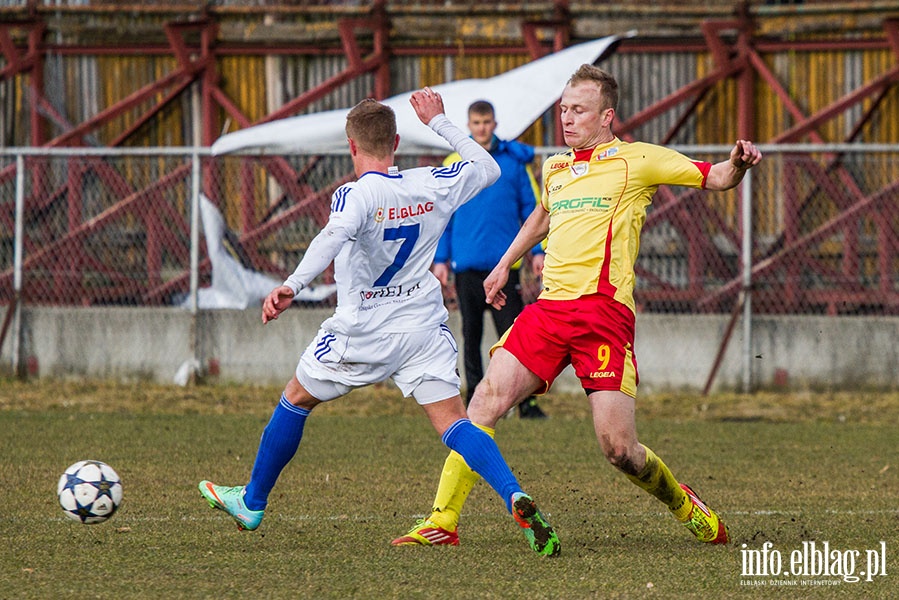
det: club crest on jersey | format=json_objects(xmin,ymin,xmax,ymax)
[
  {"xmin": 374, "ymin": 208, "xmax": 385, "ymax": 222},
  {"xmin": 570, "ymin": 163, "xmax": 588, "ymax": 178}
]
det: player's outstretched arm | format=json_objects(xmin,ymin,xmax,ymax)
[
  {"xmin": 410, "ymin": 87, "xmax": 500, "ymax": 187},
  {"xmin": 705, "ymin": 140, "xmax": 763, "ymax": 191},
  {"xmin": 485, "ymin": 207, "xmax": 550, "ymax": 308},
  {"xmin": 262, "ymin": 285, "xmax": 295, "ymax": 324}
]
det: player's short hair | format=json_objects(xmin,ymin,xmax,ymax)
[
  {"xmin": 345, "ymin": 98, "xmax": 397, "ymax": 159},
  {"xmin": 568, "ymin": 64, "xmax": 619, "ymax": 112},
  {"xmin": 468, "ymin": 100, "xmax": 495, "ymax": 118}
]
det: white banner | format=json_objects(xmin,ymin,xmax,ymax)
[{"xmin": 211, "ymin": 33, "xmax": 633, "ymax": 156}]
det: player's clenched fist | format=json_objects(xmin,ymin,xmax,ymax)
[
  {"xmin": 410, "ymin": 86, "xmax": 445, "ymax": 124},
  {"xmin": 262, "ymin": 285, "xmax": 295, "ymax": 324}
]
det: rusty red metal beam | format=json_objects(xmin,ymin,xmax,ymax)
[
  {"xmin": 0, "ymin": 20, "xmax": 44, "ymax": 79},
  {"xmin": 2, "ymin": 19, "xmax": 216, "ymax": 149},
  {"xmin": 258, "ymin": 15, "xmax": 390, "ymax": 124},
  {"xmin": 108, "ymin": 75, "xmax": 195, "ymax": 148},
  {"xmin": 773, "ymin": 68, "xmax": 899, "ymax": 144},
  {"xmin": 1, "ymin": 10, "xmax": 895, "ymax": 313},
  {"xmin": 142, "ymin": 172, "xmax": 352, "ymax": 303},
  {"xmin": 0, "ymin": 164, "xmax": 192, "ymax": 298},
  {"xmin": 698, "ymin": 177, "xmax": 899, "ymax": 310},
  {"xmin": 617, "ymin": 61, "xmax": 745, "ymax": 136}
]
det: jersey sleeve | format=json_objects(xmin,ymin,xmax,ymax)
[
  {"xmin": 641, "ymin": 144, "xmax": 712, "ymax": 189},
  {"xmin": 283, "ymin": 184, "xmax": 365, "ymax": 294},
  {"xmin": 428, "ymin": 115, "xmax": 500, "ymax": 204}
]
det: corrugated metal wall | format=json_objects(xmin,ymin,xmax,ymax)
[
  {"xmin": 2, "ymin": 29, "xmax": 897, "ymax": 238},
  {"xmin": 4, "ymin": 41, "xmax": 895, "ymax": 148}
]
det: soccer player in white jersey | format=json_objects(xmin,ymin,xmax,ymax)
[{"xmin": 199, "ymin": 89, "xmax": 560, "ymax": 556}]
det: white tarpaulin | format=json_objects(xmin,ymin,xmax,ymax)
[
  {"xmin": 211, "ymin": 33, "xmax": 632, "ymax": 156},
  {"xmin": 183, "ymin": 195, "xmax": 336, "ymax": 310}
]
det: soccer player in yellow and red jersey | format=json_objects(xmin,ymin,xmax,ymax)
[{"xmin": 393, "ymin": 64, "xmax": 762, "ymax": 551}]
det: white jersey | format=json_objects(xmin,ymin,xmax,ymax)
[{"xmin": 284, "ymin": 115, "xmax": 500, "ymax": 335}]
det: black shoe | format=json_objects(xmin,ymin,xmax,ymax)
[{"xmin": 518, "ymin": 398, "xmax": 547, "ymax": 419}]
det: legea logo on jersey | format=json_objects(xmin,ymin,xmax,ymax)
[
  {"xmin": 377, "ymin": 202, "xmax": 434, "ymax": 222},
  {"xmin": 590, "ymin": 369, "xmax": 617, "ymax": 379}
]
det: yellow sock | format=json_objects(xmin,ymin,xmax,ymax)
[
  {"xmin": 428, "ymin": 423, "xmax": 494, "ymax": 531},
  {"xmin": 625, "ymin": 444, "xmax": 691, "ymax": 521}
]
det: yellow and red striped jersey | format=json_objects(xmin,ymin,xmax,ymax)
[{"xmin": 539, "ymin": 138, "xmax": 711, "ymax": 313}]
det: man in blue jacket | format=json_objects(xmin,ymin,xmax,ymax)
[{"xmin": 432, "ymin": 100, "xmax": 547, "ymax": 419}]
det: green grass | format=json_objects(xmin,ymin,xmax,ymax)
[{"xmin": 1, "ymin": 381, "xmax": 896, "ymax": 599}]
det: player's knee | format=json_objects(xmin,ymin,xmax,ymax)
[
  {"xmin": 468, "ymin": 378, "xmax": 514, "ymax": 422},
  {"xmin": 284, "ymin": 376, "xmax": 321, "ymax": 411},
  {"xmin": 473, "ymin": 377, "xmax": 498, "ymax": 400},
  {"xmin": 601, "ymin": 439, "xmax": 641, "ymax": 475}
]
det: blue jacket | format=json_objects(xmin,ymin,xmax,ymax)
[{"xmin": 435, "ymin": 136, "xmax": 543, "ymax": 272}]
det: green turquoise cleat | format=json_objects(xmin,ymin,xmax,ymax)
[
  {"xmin": 511, "ymin": 492, "xmax": 561, "ymax": 556},
  {"xmin": 198, "ymin": 480, "xmax": 264, "ymax": 531}
]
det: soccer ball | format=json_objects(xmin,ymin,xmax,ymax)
[{"xmin": 57, "ymin": 460, "xmax": 123, "ymax": 524}]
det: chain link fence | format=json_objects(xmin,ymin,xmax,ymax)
[{"xmin": 0, "ymin": 145, "xmax": 896, "ymax": 385}]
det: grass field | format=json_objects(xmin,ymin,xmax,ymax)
[{"xmin": 1, "ymin": 380, "xmax": 896, "ymax": 599}]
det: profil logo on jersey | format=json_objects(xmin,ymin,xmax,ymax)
[
  {"xmin": 380, "ymin": 202, "xmax": 434, "ymax": 221},
  {"xmin": 549, "ymin": 197, "xmax": 612, "ymax": 213}
]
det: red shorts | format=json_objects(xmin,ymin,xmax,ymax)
[{"xmin": 494, "ymin": 293, "xmax": 639, "ymax": 397}]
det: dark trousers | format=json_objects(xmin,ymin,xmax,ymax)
[{"xmin": 454, "ymin": 269, "xmax": 525, "ymax": 404}]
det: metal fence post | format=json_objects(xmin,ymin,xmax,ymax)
[
  {"xmin": 12, "ymin": 154, "xmax": 24, "ymax": 378},
  {"xmin": 189, "ymin": 151, "xmax": 201, "ymax": 382},
  {"xmin": 741, "ymin": 167, "xmax": 753, "ymax": 393}
]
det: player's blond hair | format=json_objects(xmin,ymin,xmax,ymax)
[
  {"xmin": 568, "ymin": 64, "xmax": 619, "ymax": 112},
  {"xmin": 345, "ymin": 98, "xmax": 397, "ymax": 159}
]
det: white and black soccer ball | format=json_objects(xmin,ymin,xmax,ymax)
[{"xmin": 57, "ymin": 460, "xmax": 123, "ymax": 524}]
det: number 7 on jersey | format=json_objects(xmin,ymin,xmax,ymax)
[{"xmin": 373, "ymin": 223, "xmax": 420, "ymax": 286}]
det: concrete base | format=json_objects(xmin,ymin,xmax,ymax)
[{"xmin": 3, "ymin": 306, "xmax": 897, "ymax": 393}]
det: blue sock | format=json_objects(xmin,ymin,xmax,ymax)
[
  {"xmin": 441, "ymin": 418, "xmax": 522, "ymax": 512},
  {"xmin": 244, "ymin": 394, "xmax": 310, "ymax": 511}
]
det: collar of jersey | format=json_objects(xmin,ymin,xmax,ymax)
[
  {"xmin": 359, "ymin": 170, "xmax": 402, "ymax": 179},
  {"xmin": 569, "ymin": 137, "xmax": 620, "ymax": 162}
]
